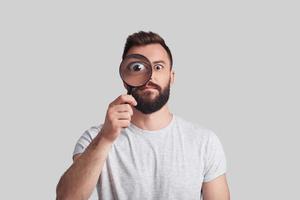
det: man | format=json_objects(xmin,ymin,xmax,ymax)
[{"xmin": 56, "ymin": 31, "xmax": 230, "ymax": 200}]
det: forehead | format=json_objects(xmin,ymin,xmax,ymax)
[{"xmin": 126, "ymin": 44, "xmax": 171, "ymax": 66}]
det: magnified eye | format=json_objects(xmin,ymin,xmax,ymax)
[{"xmin": 128, "ymin": 62, "xmax": 146, "ymax": 72}]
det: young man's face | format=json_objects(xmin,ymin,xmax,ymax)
[{"xmin": 124, "ymin": 43, "xmax": 175, "ymax": 114}]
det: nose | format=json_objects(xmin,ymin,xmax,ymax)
[
  {"xmin": 149, "ymin": 68, "xmax": 158, "ymax": 81},
  {"xmin": 146, "ymin": 74, "xmax": 155, "ymax": 85},
  {"xmin": 144, "ymin": 74, "xmax": 158, "ymax": 88}
]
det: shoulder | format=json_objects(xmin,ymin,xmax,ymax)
[
  {"xmin": 174, "ymin": 115, "xmax": 218, "ymax": 142},
  {"xmin": 73, "ymin": 124, "xmax": 103, "ymax": 156},
  {"xmin": 80, "ymin": 124, "xmax": 103, "ymax": 141}
]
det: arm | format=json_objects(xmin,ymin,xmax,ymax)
[
  {"xmin": 56, "ymin": 133, "xmax": 113, "ymax": 200},
  {"xmin": 202, "ymin": 174, "xmax": 230, "ymax": 200},
  {"xmin": 56, "ymin": 94, "xmax": 137, "ymax": 200}
]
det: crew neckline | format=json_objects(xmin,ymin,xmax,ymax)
[{"xmin": 129, "ymin": 114, "xmax": 176, "ymax": 134}]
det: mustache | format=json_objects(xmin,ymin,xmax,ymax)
[{"xmin": 138, "ymin": 82, "xmax": 161, "ymax": 91}]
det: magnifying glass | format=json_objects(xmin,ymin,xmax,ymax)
[{"xmin": 119, "ymin": 54, "xmax": 153, "ymax": 95}]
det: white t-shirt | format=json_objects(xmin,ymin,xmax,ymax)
[{"xmin": 73, "ymin": 114, "xmax": 227, "ymax": 200}]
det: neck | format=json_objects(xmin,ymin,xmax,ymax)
[{"xmin": 131, "ymin": 105, "xmax": 173, "ymax": 131}]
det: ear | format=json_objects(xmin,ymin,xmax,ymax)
[{"xmin": 170, "ymin": 69, "xmax": 175, "ymax": 85}]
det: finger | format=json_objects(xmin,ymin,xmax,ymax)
[
  {"xmin": 111, "ymin": 94, "xmax": 137, "ymax": 107},
  {"xmin": 113, "ymin": 104, "xmax": 133, "ymax": 115},
  {"xmin": 118, "ymin": 119, "xmax": 131, "ymax": 128},
  {"xmin": 115, "ymin": 112, "xmax": 132, "ymax": 120}
]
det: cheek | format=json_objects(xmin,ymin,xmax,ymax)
[
  {"xmin": 158, "ymin": 72, "xmax": 172, "ymax": 83},
  {"xmin": 160, "ymin": 79, "xmax": 171, "ymax": 91}
]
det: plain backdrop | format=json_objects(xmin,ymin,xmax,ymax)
[{"xmin": 0, "ymin": 0, "xmax": 299, "ymax": 199}]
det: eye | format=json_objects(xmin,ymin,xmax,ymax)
[
  {"xmin": 128, "ymin": 62, "xmax": 146, "ymax": 72},
  {"xmin": 154, "ymin": 64, "xmax": 164, "ymax": 70}
]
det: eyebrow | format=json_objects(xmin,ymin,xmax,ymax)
[{"xmin": 152, "ymin": 60, "xmax": 166, "ymax": 65}]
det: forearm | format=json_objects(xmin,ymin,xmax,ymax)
[{"xmin": 56, "ymin": 132, "xmax": 113, "ymax": 200}]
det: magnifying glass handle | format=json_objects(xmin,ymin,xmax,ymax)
[{"xmin": 127, "ymin": 86, "xmax": 133, "ymax": 95}]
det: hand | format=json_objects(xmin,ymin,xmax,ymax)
[{"xmin": 100, "ymin": 94, "xmax": 137, "ymax": 142}]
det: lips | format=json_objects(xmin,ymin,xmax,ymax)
[{"xmin": 142, "ymin": 87, "xmax": 157, "ymax": 90}]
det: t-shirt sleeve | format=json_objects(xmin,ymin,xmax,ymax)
[
  {"xmin": 73, "ymin": 125, "xmax": 103, "ymax": 157},
  {"xmin": 202, "ymin": 130, "xmax": 227, "ymax": 182}
]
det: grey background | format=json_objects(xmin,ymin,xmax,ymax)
[{"xmin": 0, "ymin": 0, "xmax": 299, "ymax": 199}]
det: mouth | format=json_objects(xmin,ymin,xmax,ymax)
[
  {"xmin": 137, "ymin": 83, "xmax": 160, "ymax": 92},
  {"xmin": 140, "ymin": 87, "xmax": 159, "ymax": 92},
  {"xmin": 142, "ymin": 87, "xmax": 156, "ymax": 90}
]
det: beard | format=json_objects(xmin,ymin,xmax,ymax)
[{"xmin": 130, "ymin": 79, "xmax": 171, "ymax": 114}]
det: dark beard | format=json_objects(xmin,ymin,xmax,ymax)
[{"xmin": 130, "ymin": 80, "xmax": 171, "ymax": 114}]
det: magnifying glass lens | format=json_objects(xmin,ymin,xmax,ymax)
[{"xmin": 119, "ymin": 54, "xmax": 152, "ymax": 87}]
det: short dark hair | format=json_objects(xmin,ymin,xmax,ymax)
[{"xmin": 122, "ymin": 31, "xmax": 173, "ymax": 68}]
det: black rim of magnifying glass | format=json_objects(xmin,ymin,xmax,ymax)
[{"xmin": 119, "ymin": 54, "xmax": 153, "ymax": 95}]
